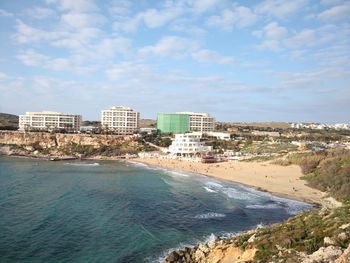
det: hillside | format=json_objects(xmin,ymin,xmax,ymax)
[{"xmin": 0, "ymin": 113, "xmax": 18, "ymax": 130}]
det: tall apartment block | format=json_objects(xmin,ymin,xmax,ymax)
[
  {"xmin": 157, "ymin": 112, "xmax": 215, "ymax": 133},
  {"xmin": 19, "ymin": 111, "xmax": 82, "ymax": 132},
  {"xmin": 101, "ymin": 106, "xmax": 139, "ymax": 135}
]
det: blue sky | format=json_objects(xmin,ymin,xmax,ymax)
[{"xmin": 0, "ymin": 0, "xmax": 349, "ymax": 122}]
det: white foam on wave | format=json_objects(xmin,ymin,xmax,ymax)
[
  {"xmin": 224, "ymin": 183, "xmax": 312, "ymax": 215},
  {"xmin": 205, "ymin": 181, "xmax": 223, "ymax": 188},
  {"xmin": 194, "ymin": 212, "xmax": 226, "ymax": 219},
  {"xmin": 222, "ymin": 187, "xmax": 260, "ymax": 201},
  {"xmin": 204, "ymin": 186, "xmax": 217, "ymax": 193},
  {"xmin": 127, "ymin": 161, "xmax": 149, "ymax": 168},
  {"xmin": 64, "ymin": 162, "xmax": 100, "ymax": 167},
  {"xmin": 246, "ymin": 203, "xmax": 282, "ymax": 209},
  {"xmin": 204, "ymin": 233, "xmax": 217, "ymax": 244},
  {"xmin": 167, "ymin": 171, "xmax": 190, "ymax": 177}
]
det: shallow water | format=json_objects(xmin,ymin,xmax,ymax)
[{"xmin": 0, "ymin": 157, "xmax": 312, "ymax": 262}]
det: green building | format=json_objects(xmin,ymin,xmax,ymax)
[{"xmin": 157, "ymin": 113, "xmax": 190, "ymax": 133}]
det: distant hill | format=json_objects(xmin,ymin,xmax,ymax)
[
  {"xmin": 219, "ymin": 122, "xmax": 291, "ymax": 129},
  {"xmin": 139, "ymin": 119, "xmax": 156, "ymax": 128},
  {"xmin": 0, "ymin": 113, "xmax": 18, "ymax": 130},
  {"xmin": 81, "ymin": 120, "xmax": 101, "ymax": 127},
  {"xmin": 81, "ymin": 119, "xmax": 156, "ymax": 128}
]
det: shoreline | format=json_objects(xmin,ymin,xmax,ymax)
[
  {"xmin": 132, "ymin": 157, "xmax": 341, "ymax": 209},
  {"xmin": 132, "ymin": 160, "xmax": 317, "ymax": 206},
  {"xmin": 1, "ymin": 153, "xmax": 341, "ymax": 208}
]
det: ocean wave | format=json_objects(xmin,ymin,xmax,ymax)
[
  {"xmin": 203, "ymin": 186, "xmax": 217, "ymax": 193},
  {"xmin": 127, "ymin": 161, "xmax": 149, "ymax": 168},
  {"xmin": 222, "ymin": 187, "xmax": 260, "ymax": 201},
  {"xmin": 203, "ymin": 233, "xmax": 217, "ymax": 244},
  {"xmin": 246, "ymin": 203, "xmax": 282, "ymax": 209},
  {"xmin": 205, "ymin": 181, "xmax": 223, "ymax": 188},
  {"xmin": 194, "ymin": 212, "xmax": 226, "ymax": 219},
  {"xmin": 64, "ymin": 162, "xmax": 100, "ymax": 167},
  {"xmin": 167, "ymin": 171, "xmax": 190, "ymax": 177}
]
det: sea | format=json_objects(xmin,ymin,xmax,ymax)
[{"xmin": 0, "ymin": 157, "xmax": 312, "ymax": 263}]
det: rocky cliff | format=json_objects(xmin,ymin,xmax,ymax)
[
  {"xmin": 0, "ymin": 131, "xmax": 137, "ymax": 148},
  {"xmin": 0, "ymin": 131, "xmax": 151, "ymax": 158}
]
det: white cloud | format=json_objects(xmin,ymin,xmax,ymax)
[
  {"xmin": 113, "ymin": 6, "xmax": 184, "ymax": 32},
  {"xmin": 207, "ymin": 4, "xmax": 258, "ymax": 30},
  {"xmin": 188, "ymin": 0, "xmax": 225, "ymax": 13},
  {"xmin": 16, "ymin": 50, "xmax": 50, "ymax": 66},
  {"xmin": 25, "ymin": 7, "xmax": 56, "ymax": 19},
  {"xmin": 139, "ymin": 36, "xmax": 199, "ymax": 58},
  {"xmin": 109, "ymin": 0, "xmax": 132, "ymax": 16},
  {"xmin": 191, "ymin": 49, "xmax": 233, "ymax": 65},
  {"xmin": 170, "ymin": 20, "xmax": 207, "ymax": 36},
  {"xmin": 106, "ymin": 62, "xmax": 153, "ymax": 81},
  {"xmin": 255, "ymin": 0, "xmax": 307, "ymax": 19},
  {"xmin": 253, "ymin": 22, "xmax": 288, "ymax": 51},
  {"xmin": 254, "ymin": 23, "xmax": 346, "ymax": 52},
  {"xmin": 277, "ymin": 68, "xmax": 350, "ymax": 89},
  {"xmin": 0, "ymin": 9, "xmax": 14, "ymax": 17},
  {"xmin": 60, "ymin": 12, "xmax": 107, "ymax": 29},
  {"xmin": 320, "ymin": 0, "xmax": 344, "ymax": 5},
  {"xmin": 16, "ymin": 50, "xmax": 78, "ymax": 72},
  {"xmin": 94, "ymin": 37, "xmax": 131, "ymax": 57},
  {"xmin": 46, "ymin": 0, "xmax": 98, "ymax": 13},
  {"xmin": 318, "ymin": 2, "xmax": 350, "ymax": 20},
  {"xmin": 13, "ymin": 19, "xmax": 66, "ymax": 43},
  {"xmin": 51, "ymin": 27, "xmax": 102, "ymax": 49},
  {"xmin": 0, "ymin": 72, "xmax": 9, "ymax": 81},
  {"xmin": 253, "ymin": 22, "xmax": 288, "ymax": 40},
  {"xmin": 284, "ymin": 25, "xmax": 338, "ymax": 49},
  {"xmin": 141, "ymin": 8, "xmax": 184, "ymax": 28}
]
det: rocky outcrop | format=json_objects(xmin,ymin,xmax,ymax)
[
  {"xmin": 163, "ymin": 205, "xmax": 350, "ymax": 263},
  {"xmin": 163, "ymin": 239, "xmax": 256, "ymax": 263},
  {"xmin": 0, "ymin": 131, "xmax": 145, "ymax": 158},
  {"xmin": 0, "ymin": 131, "xmax": 136, "ymax": 148}
]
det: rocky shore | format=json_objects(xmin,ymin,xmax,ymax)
[{"xmin": 163, "ymin": 204, "xmax": 350, "ymax": 263}]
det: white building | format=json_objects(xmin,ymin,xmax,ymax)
[
  {"xmin": 187, "ymin": 131, "xmax": 231, "ymax": 140},
  {"xmin": 177, "ymin": 112, "xmax": 215, "ymax": 132},
  {"xmin": 19, "ymin": 111, "xmax": 81, "ymax": 132},
  {"xmin": 168, "ymin": 134, "xmax": 212, "ymax": 157},
  {"xmin": 101, "ymin": 106, "xmax": 139, "ymax": 135}
]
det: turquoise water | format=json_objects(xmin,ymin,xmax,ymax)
[{"xmin": 0, "ymin": 157, "xmax": 312, "ymax": 262}]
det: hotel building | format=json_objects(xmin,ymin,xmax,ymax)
[
  {"xmin": 19, "ymin": 111, "xmax": 82, "ymax": 132},
  {"xmin": 101, "ymin": 106, "xmax": 139, "ymax": 135},
  {"xmin": 178, "ymin": 112, "xmax": 215, "ymax": 132},
  {"xmin": 168, "ymin": 133, "xmax": 212, "ymax": 157},
  {"xmin": 157, "ymin": 112, "xmax": 215, "ymax": 133}
]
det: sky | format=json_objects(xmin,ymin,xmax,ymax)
[{"xmin": 0, "ymin": 0, "xmax": 349, "ymax": 123}]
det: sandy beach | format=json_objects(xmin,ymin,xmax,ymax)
[{"xmin": 133, "ymin": 157, "xmax": 341, "ymax": 208}]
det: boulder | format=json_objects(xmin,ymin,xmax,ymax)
[
  {"xmin": 337, "ymin": 243, "xmax": 350, "ymax": 263},
  {"xmin": 302, "ymin": 246, "xmax": 343, "ymax": 263},
  {"xmin": 324, "ymin": 236, "xmax": 336, "ymax": 246}
]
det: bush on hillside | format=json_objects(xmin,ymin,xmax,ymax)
[{"xmin": 282, "ymin": 149, "xmax": 350, "ymax": 201}]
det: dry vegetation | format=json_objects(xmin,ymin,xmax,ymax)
[
  {"xmin": 0, "ymin": 113, "xmax": 18, "ymax": 130},
  {"xmin": 273, "ymin": 149, "xmax": 350, "ymax": 202}
]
